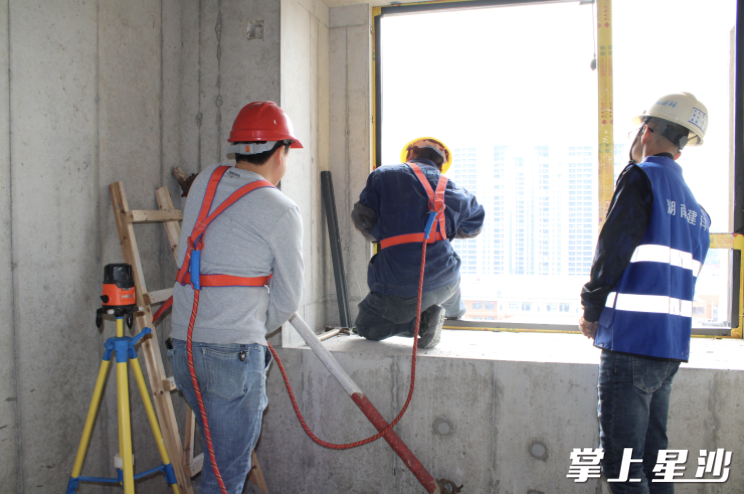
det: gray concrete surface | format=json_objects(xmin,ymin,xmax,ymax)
[
  {"xmin": 328, "ymin": 4, "xmax": 373, "ymax": 329},
  {"xmin": 0, "ymin": 0, "xmax": 18, "ymax": 490},
  {"xmin": 253, "ymin": 332, "xmax": 744, "ymax": 494},
  {"xmin": 280, "ymin": 0, "xmax": 332, "ymax": 346}
]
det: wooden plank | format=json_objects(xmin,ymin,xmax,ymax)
[
  {"xmin": 182, "ymin": 407, "xmax": 197, "ymax": 476},
  {"xmin": 248, "ymin": 451, "xmax": 270, "ymax": 493},
  {"xmin": 162, "ymin": 377, "xmax": 177, "ymax": 392},
  {"xmin": 126, "ymin": 209, "xmax": 183, "ymax": 223},
  {"xmin": 144, "ymin": 288, "xmax": 173, "ymax": 306},
  {"xmin": 156, "ymin": 186, "xmax": 181, "ymax": 262},
  {"xmin": 109, "ymin": 182, "xmax": 194, "ymax": 494},
  {"xmin": 318, "ymin": 329, "xmax": 341, "ymax": 341},
  {"xmin": 190, "ymin": 453, "xmax": 204, "ymax": 478}
]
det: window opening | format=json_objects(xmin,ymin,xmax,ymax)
[{"xmin": 375, "ymin": 0, "xmax": 738, "ymax": 335}]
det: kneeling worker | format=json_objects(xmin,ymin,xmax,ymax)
[
  {"xmin": 352, "ymin": 138, "xmax": 485, "ymax": 348},
  {"xmin": 168, "ymin": 101, "xmax": 304, "ymax": 493}
]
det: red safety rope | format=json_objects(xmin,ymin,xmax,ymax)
[
  {"xmin": 267, "ymin": 238, "xmax": 428, "ymax": 449},
  {"xmin": 155, "ymin": 163, "xmax": 440, "ymax": 494},
  {"xmin": 185, "ymin": 290, "xmax": 229, "ymax": 493}
]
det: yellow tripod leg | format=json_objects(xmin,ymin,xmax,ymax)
[
  {"xmin": 131, "ymin": 355, "xmax": 180, "ymax": 494},
  {"xmin": 70, "ymin": 358, "xmax": 111, "ymax": 478},
  {"xmin": 115, "ymin": 318, "xmax": 135, "ymax": 494}
]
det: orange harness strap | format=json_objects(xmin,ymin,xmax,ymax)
[
  {"xmin": 176, "ymin": 165, "xmax": 275, "ymax": 289},
  {"xmin": 380, "ymin": 162, "xmax": 449, "ymax": 249}
]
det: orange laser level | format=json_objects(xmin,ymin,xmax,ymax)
[{"xmin": 96, "ymin": 263, "xmax": 137, "ymax": 329}]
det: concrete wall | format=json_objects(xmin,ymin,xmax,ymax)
[
  {"xmin": 0, "ymin": 0, "xmax": 332, "ymax": 490},
  {"xmin": 0, "ymin": 0, "xmax": 18, "ymax": 490},
  {"xmin": 327, "ymin": 3, "xmax": 373, "ymax": 325},
  {"xmin": 255, "ymin": 334, "xmax": 744, "ymax": 494},
  {"xmin": 0, "ymin": 0, "xmax": 187, "ymax": 492},
  {"xmin": 280, "ymin": 0, "xmax": 332, "ymax": 344}
]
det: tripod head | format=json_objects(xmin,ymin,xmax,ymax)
[{"xmin": 96, "ymin": 263, "xmax": 138, "ymax": 329}]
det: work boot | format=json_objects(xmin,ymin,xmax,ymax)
[{"xmin": 417, "ymin": 305, "xmax": 445, "ymax": 349}]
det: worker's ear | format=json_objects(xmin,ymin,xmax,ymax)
[
  {"xmin": 673, "ymin": 151, "xmax": 682, "ymax": 160},
  {"xmin": 272, "ymin": 145, "xmax": 286, "ymax": 167},
  {"xmin": 639, "ymin": 124, "xmax": 654, "ymax": 145}
]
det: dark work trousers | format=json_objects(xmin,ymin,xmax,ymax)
[
  {"xmin": 598, "ymin": 350, "xmax": 680, "ymax": 493},
  {"xmin": 355, "ymin": 279, "xmax": 465, "ymax": 341}
]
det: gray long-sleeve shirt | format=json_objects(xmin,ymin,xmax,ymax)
[{"xmin": 170, "ymin": 164, "xmax": 304, "ymax": 346}]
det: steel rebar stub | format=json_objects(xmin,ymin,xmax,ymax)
[{"xmin": 437, "ymin": 479, "xmax": 463, "ymax": 494}]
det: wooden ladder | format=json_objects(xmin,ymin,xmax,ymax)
[{"xmin": 109, "ymin": 181, "xmax": 269, "ymax": 494}]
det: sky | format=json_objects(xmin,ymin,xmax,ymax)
[{"xmin": 380, "ymin": 0, "xmax": 736, "ymax": 232}]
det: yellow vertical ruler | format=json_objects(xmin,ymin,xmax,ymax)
[{"xmin": 597, "ymin": 0, "xmax": 614, "ymax": 227}]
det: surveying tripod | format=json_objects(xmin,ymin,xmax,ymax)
[{"xmin": 66, "ymin": 264, "xmax": 179, "ymax": 494}]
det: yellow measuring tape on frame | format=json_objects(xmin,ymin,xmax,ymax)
[{"xmin": 597, "ymin": 0, "xmax": 614, "ymax": 227}]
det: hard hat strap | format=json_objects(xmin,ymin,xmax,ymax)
[
  {"xmin": 226, "ymin": 141, "xmax": 281, "ymax": 156},
  {"xmin": 644, "ymin": 117, "xmax": 689, "ymax": 150}
]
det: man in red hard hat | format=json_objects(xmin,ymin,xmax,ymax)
[{"xmin": 167, "ymin": 101, "xmax": 304, "ymax": 493}]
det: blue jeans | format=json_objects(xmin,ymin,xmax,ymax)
[
  {"xmin": 356, "ymin": 279, "xmax": 464, "ymax": 341},
  {"xmin": 167, "ymin": 339, "xmax": 271, "ymax": 494},
  {"xmin": 598, "ymin": 350, "xmax": 680, "ymax": 494}
]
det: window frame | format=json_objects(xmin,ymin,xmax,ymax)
[{"xmin": 372, "ymin": 0, "xmax": 743, "ymax": 338}]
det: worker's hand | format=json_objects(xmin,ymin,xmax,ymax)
[{"xmin": 578, "ymin": 317, "xmax": 598, "ymax": 340}]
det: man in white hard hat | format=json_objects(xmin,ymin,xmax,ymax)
[
  {"xmin": 578, "ymin": 93, "xmax": 711, "ymax": 491},
  {"xmin": 351, "ymin": 137, "xmax": 484, "ymax": 348}
]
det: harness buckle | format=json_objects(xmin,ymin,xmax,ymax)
[
  {"xmin": 424, "ymin": 211, "xmax": 438, "ymax": 240},
  {"xmin": 190, "ymin": 250, "xmax": 201, "ymax": 290}
]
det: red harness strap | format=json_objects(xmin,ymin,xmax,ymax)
[
  {"xmin": 379, "ymin": 162, "xmax": 449, "ymax": 249},
  {"xmin": 175, "ymin": 165, "xmax": 275, "ymax": 288},
  {"xmin": 172, "ymin": 165, "xmax": 276, "ymax": 494}
]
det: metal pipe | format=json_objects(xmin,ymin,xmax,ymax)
[
  {"xmin": 320, "ymin": 171, "xmax": 352, "ymax": 328},
  {"xmin": 288, "ymin": 314, "xmax": 441, "ymax": 494}
]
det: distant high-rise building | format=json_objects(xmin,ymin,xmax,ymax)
[
  {"xmin": 567, "ymin": 146, "xmax": 595, "ymax": 276},
  {"xmin": 451, "ymin": 147, "xmax": 480, "ymax": 274},
  {"xmin": 448, "ymin": 141, "xmax": 630, "ymax": 279}
]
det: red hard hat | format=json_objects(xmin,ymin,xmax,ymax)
[{"xmin": 228, "ymin": 101, "xmax": 303, "ymax": 148}]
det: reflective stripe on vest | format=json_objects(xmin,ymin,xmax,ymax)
[
  {"xmin": 380, "ymin": 162, "xmax": 449, "ymax": 249},
  {"xmin": 605, "ymin": 292, "xmax": 693, "ymax": 318},
  {"xmin": 176, "ymin": 165, "xmax": 274, "ymax": 289},
  {"xmin": 629, "ymin": 244, "xmax": 702, "ymax": 277}
]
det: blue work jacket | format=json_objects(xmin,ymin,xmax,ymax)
[
  {"xmin": 357, "ymin": 159, "xmax": 485, "ymax": 297},
  {"xmin": 594, "ymin": 156, "xmax": 710, "ymax": 361}
]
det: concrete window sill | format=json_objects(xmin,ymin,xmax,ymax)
[{"xmin": 311, "ymin": 330, "xmax": 744, "ymax": 371}]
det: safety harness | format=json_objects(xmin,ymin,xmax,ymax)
[
  {"xmin": 172, "ymin": 165, "xmax": 275, "ymax": 494},
  {"xmin": 175, "ymin": 165, "xmax": 274, "ymax": 289},
  {"xmin": 379, "ymin": 162, "xmax": 449, "ymax": 249},
  {"xmin": 152, "ymin": 162, "xmax": 451, "ymax": 494}
]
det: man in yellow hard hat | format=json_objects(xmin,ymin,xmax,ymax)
[
  {"xmin": 351, "ymin": 137, "xmax": 485, "ymax": 348},
  {"xmin": 578, "ymin": 93, "xmax": 710, "ymax": 491}
]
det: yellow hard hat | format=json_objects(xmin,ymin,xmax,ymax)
[{"xmin": 400, "ymin": 137, "xmax": 453, "ymax": 174}]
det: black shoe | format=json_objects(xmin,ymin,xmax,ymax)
[{"xmin": 418, "ymin": 305, "xmax": 445, "ymax": 349}]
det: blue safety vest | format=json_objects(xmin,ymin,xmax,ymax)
[{"xmin": 594, "ymin": 156, "xmax": 710, "ymax": 361}]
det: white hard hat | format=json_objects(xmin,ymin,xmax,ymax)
[{"xmin": 632, "ymin": 92, "xmax": 708, "ymax": 147}]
